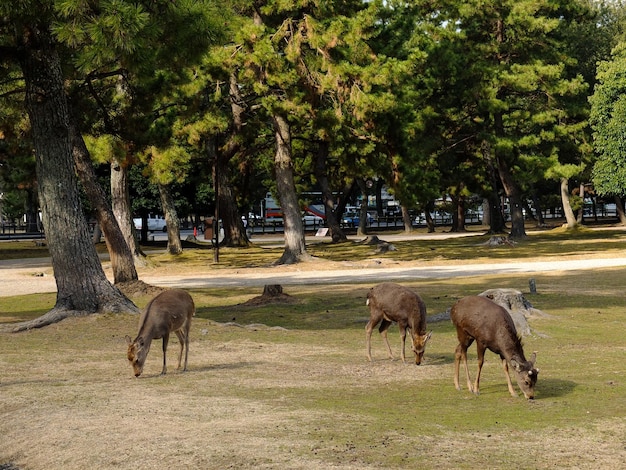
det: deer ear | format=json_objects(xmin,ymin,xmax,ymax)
[
  {"xmin": 529, "ymin": 351, "xmax": 537, "ymax": 365},
  {"xmin": 510, "ymin": 358, "xmax": 521, "ymax": 371},
  {"xmin": 125, "ymin": 335, "xmax": 132, "ymax": 345},
  {"xmin": 425, "ymin": 331, "xmax": 433, "ymax": 342}
]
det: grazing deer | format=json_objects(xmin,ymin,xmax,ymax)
[
  {"xmin": 125, "ymin": 288, "xmax": 195, "ymax": 377},
  {"xmin": 366, "ymin": 282, "xmax": 432, "ymax": 364},
  {"xmin": 451, "ymin": 295, "xmax": 539, "ymax": 399}
]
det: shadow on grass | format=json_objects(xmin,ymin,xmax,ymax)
[
  {"xmin": 424, "ymin": 352, "xmax": 455, "ymax": 366},
  {"xmin": 536, "ymin": 377, "xmax": 577, "ymax": 398}
]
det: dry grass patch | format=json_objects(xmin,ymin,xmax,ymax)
[{"xmin": 2, "ymin": 268, "xmax": 626, "ymax": 469}]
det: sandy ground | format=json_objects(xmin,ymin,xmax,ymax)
[{"xmin": 3, "ymin": 252, "xmax": 626, "ymax": 297}]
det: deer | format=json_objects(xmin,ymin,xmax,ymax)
[
  {"xmin": 451, "ymin": 295, "xmax": 539, "ymax": 399},
  {"xmin": 125, "ymin": 288, "xmax": 195, "ymax": 377},
  {"xmin": 366, "ymin": 282, "xmax": 432, "ymax": 365}
]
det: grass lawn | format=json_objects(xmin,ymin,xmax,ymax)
[{"xmin": 1, "ymin": 225, "xmax": 625, "ymax": 468}]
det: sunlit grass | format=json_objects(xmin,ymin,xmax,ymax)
[{"xmin": 2, "ymin": 228, "xmax": 626, "ymax": 468}]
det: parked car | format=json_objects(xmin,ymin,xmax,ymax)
[
  {"xmin": 133, "ymin": 215, "xmax": 167, "ymax": 232},
  {"xmin": 302, "ymin": 214, "xmax": 324, "ymax": 226},
  {"xmin": 341, "ymin": 211, "xmax": 373, "ymax": 228}
]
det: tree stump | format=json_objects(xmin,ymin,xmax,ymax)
[
  {"xmin": 262, "ymin": 284, "xmax": 283, "ymax": 297},
  {"xmin": 479, "ymin": 288, "xmax": 549, "ymax": 336},
  {"xmin": 241, "ymin": 284, "xmax": 297, "ymax": 306}
]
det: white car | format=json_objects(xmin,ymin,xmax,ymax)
[{"xmin": 133, "ymin": 215, "xmax": 167, "ymax": 232}]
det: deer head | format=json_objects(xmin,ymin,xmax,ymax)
[
  {"xmin": 510, "ymin": 352, "xmax": 539, "ymax": 399},
  {"xmin": 411, "ymin": 331, "xmax": 433, "ymax": 365},
  {"xmin": 126, "ymin": 335, "xmax": 150, "ymax": 377}
]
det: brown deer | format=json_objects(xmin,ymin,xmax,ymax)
[
  {"xmin": 451, "ymin": 295, "xmax": 539, "ymax": 399},
  {"xmin": 366, "ymin": 282, "xmax": 432, "ymax": 364},
  {"xmin": 125, "ymin": 288, "xmax": 195, "ymax": 377}
]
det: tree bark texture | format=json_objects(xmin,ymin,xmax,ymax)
[
  {"xmin": 482, "ymin": 141, "xmax": 506, "ymax": 233},
  {"xmin": 272, "ymin": 114, "xmax": 308, "ymax": 264},
  {"xmin": 158, "ymin": 183, "xmax": 183, "ymax": 255},
  {"xmin": 216, "ymin": 73, "xmax": 250, "ymax": 247},
  {"xmin": 111, "ymin": 157, "xmax": 146, "ymax": 264},
  {"xmin": 70, "ymin": 121, "xmax": 139, "ymax": 283},
  {"xmin": 16, "ymin": 27, "xmax": 137, "ymax": 330},
  {"xmin": 560, "ymin": 177, "xmax": 578, "ymax": 229},
  {"xmin": 614, "ymin": 196, "xmax": 626, "ymax": 225},
  {"xmin": 214, "ymin": 142, "xmax": 249, "ymax": 247},
  {"xmin": 496, "ymin": 155, "xmax": 526, "ymax": 238},
  {"xmin": 314, "ymin": 141, "xmax": 346, "ymax": 242},
  {"xmin": 356, "ymin": 179, "xmax": 369, "ymax": 237}
]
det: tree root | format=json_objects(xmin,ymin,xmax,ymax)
[{"xmin": 11, "ymin": 299, "xmax": 140, "ymax": 332}]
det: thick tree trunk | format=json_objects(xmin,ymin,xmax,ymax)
[
  {"xmin": 158, "ymin": 183, "xmax": 183, "ymax": 255},
  {"xmin": 450, "ymin": 192, "xmax": 466, "ymax": 233},
  {"xmin": 614, "ymin": 196, "xmax": 626, "ymax": 225},
  {"xmin": 496, "ymin": 155, "xmax": 526, "ymax": 238},
  {"xmin": 356, "ymin": 179, "xmax": 369, "ymax": 237},
  {"xmin": 401, "ymin": 205, "xmax": 413, "ymax": 233},
  {"xmin": 576, "ymin": 182, "xmax": 584, "ymax": 224},
  {"xmin": 16, "ymin": 28, "xmax": 137, "ymax": 330},
  {"xmin": 314, "ymin": 141, "xmax": 346, "ymax": 242},
  {"xmin": 215, "ymin": 73, "xmax": 249, "ymax": 247},
  {"xmin": 482, "ymin": 141, "xmax": 506, "ymax": 233},
  {"xmin": 530, "ymin": 193, "xmax": 546, "ymax": 227},
  {"xmin": 214, "ymin": 142, "xmax": 249, "ymax": 247},
  {"xmin": 272, "ymin": 114, "xmax": 308, "ymax": 264},
  {"xmin": 424, "ymin": 200, "xmax": 436, "ymax": 233},
  {"xmin": 560, "ymin": 177, "xmax": 578, "ymax": 229},
  {"xmin": 111, "ymin": 157, "xmax": 146, "ymax": 264},
  {"xmin": 70, "ymin": 121, "xmax": 139, "ymax": 283}
]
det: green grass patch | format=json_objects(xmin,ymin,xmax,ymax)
[{"xmin": 1, "ymin": 226, "xmax": 626, "ymax": 468}]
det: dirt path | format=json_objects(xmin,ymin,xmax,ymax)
[{"xmin": 2, "ymin": 253, "xmax": 626, "ymax": 297}]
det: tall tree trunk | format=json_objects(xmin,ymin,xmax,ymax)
[
  {"xmin": 401, "ymin": 205, "xmax": 413, "ymax": 233},
  {"xmin": 482, "ymin": 141, "xmax": 506, "ymax": 233},
  {"xmin": 272, "ymin": 114, "xmax": 308, "ymax": 264},
  {"xmin": 614, "ymin": 196, "xmax": 626, "ymax": 225},
  {"xmin": 530, "ymin": 193, "xmax": 546, "ymax": 227},
  {"xmin": 496, "ymin": 155, "xmax": 526, "ymax": 238},
  {"xmin": 216, "ymin": 73, "xmax": 249, "ymax": 247},
  {"xmin": 314, "ymin": 140, "xmax": 346, "ymax": 242},
  {"xmin": 356, "ymin": 179, "xmax": 369, "ymax": 237},
  {"xmin": 449, "ymin": 190, "xmax": 466, "ymax": 233},
  {"xmin": 111, "ymin": 157, "xmax": 146, "ymax": 265},
  {"xmin": 158, "ymin": 183, "xmax": 182, "ymax": 255},
  {"xmin": 560, "ymin": 177, "xmax": 578, "ymax": 229},
  {"xmin": 375, "ymin": 179, "xmax": 384, "ymax": 218},
  {"xmin": 576, "ymin": 182, "xmax": 584, "ymax": 224},
  {"xmin": 69, "ymin": 121, "xmax": 139, "ymax": 283},
  {"xmin": 423, "ymin": 200, "xmax": 436, "ymax": 233},
  {"xmin": 213, "ymin": 141, "xmax": 248, "ymax": 247},
  {"xmin": 16, "ymin": 28, "xmax": 137, "ymax": 331}
]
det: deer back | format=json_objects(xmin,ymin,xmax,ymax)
[
  {"xmin": 367, "ymin": 282, "xmax": 427, "ymax": 333},
  {"xmin": 451, "ymin": 295, "xmax": 523, "ymax": 357},
  {"xmin": 136, "ymin": 288, "xmax": 195, "ymax": 340}
]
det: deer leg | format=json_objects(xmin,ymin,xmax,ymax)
[
  {"xmin": 473, "ymin": 342, "xmax": 487, "ymax": 395},
  {"xmin": 502, "ymin": 358, "xmax": 518, "ymax": 397},
  {"xmin": 379, "ymin": 319, "xmax": 394, "ymax": 360},
  {"xmin": 454, "ymin": 343, "xmax": 464, "ymax": 391},
  {"xmin": 455, "ymin": 334, "xmax": 474, "ymax": 392},
  {"xmin": 398, "ymin": 324, "xmax": 407, "ymax": 363},
  {"xmin": 174, "ymin": 330, "xmax": 185, "ymax": 370},
  {"xmin": 365, "ymin": 318, "xmax": 378, "ymax": 362},
  {"xmin": 182, "ymin": 321, "xmax": 191, "ymax": 372},
  {"xmin": 161, "ymin": 333, "xmax": 170, "ymax": 376}
]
